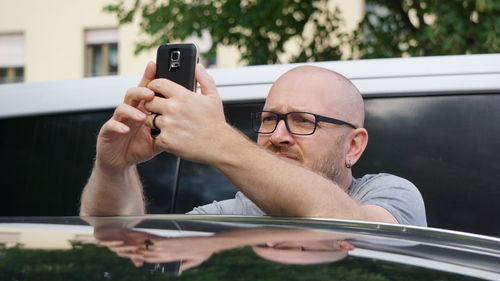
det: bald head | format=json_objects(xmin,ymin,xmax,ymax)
[
  {"xmin": 252, "ymin": 239, "xmax": 353, "ymax": 265},
  {"xmin": 266, "ymin": 65, "xmax": 365, "ymax": 128}
]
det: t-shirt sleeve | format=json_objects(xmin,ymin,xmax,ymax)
[
  {"xmin": 351, "ymin": 174, "xmax": 427, "ymax": 227},
  {"xmin": 187, "ymin": 192, "xmax": 265, "ymax": 216}
]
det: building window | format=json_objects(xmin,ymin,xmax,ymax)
[
  {"xmin": 85, "ymin": 28, "xmax": 118, "ymax": 77},
  {"xmin": 0, "ymin": 33, "xmax": 25, "ymax": 84},
  {"xmin": 0, "ymin": 67, "xmax": 24, "ymax": 84}
]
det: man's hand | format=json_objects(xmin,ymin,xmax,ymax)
[
  {"xmin": 96, "ymin": 62, "xmax": 161, "ymax": 171},
  {"xmin": 95, "ymin": 226, "xmax": 150, "ymax": 267},
  {"xmin": 144, "ymin": 64, "xmax": 228, "ymax": 163},
  {"xmin": 80, "ymin": 62, "xmax": 161, "ymax": 216},
  {"xmin": 140, "ymin": 236, "xmax": 218, "ymax": 271}
]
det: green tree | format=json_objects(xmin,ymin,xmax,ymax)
[
  {"xmin": 104, "ymin": 0, "xmax": 349, "ymax": 64},
  {"xmin": 104, "ymin": 0, "xmax": 500, "ymax": 65},
  {"xmin": 352, "ymin": 0, "xmax": 500, "ymax": 58}
]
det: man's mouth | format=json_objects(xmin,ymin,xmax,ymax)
[
  {"xmin": 275, "ymin": 152, "xmax": 300, "ymax": 163},
  {"xmin": 265, "ymin": 144, "xmax": 302, "ymax": 163}
]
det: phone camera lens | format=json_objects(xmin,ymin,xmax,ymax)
[
  {"xmin": 170, "ymin": 50, "xmax": 181, "ymax": 70},
  {"xmin": 171, "ymin": 50, "xmax": 180, "ymax": 61}
]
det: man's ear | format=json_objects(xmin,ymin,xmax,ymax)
[{"xmin": 345, "ymin": 128, "xmax": 368, "ymax": 166}]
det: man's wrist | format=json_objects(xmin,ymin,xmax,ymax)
[{"xmin": 93, "ymin": 159, "xmax": 137, "ymax": 184}]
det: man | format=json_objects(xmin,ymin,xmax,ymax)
[{"xmin": 80, "ymin": 62, "xmax": 426, "ymax": 226}]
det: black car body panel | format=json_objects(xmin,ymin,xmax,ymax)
[{"xmin": 1, "ymin": 216, "xmax": 500, "ymax": 280}]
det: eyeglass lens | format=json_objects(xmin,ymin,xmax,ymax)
[{"xmin": 254, "ymin": 112, "xmax": 316, "ymax": 135}]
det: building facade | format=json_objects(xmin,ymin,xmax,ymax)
[{"xmin": 0, "ymin": 0, "xmax": 363, "ymax": 84}]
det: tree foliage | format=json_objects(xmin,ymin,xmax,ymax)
[
  {"xmin": 104, "ymin": 0, "xmax": 500, "ymax": 65},
  {"xmin": 353, "ymin": 0, "xmax": 500, "ymax": 58},
  {"xmin": 0, "ymin": 242, "xmax": 478, "ymax": 281},
  {"xmin": 104, "ymin": 0, "xmax": 348, "ymax": 64}
]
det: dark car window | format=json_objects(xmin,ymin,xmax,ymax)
[
  {"xmin": 0, "ymin": 110, "xmax": 181, "ymax": 216},
  {"xmin": 354, "ymin": 93, "xmax": 500, "ymax": 236},
  {"xmin": 0, "ymin": 110, "xmax": 118, "ymax": 215}
]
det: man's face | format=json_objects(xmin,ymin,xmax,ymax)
[{"xmin": 257, "ymin": 70, "xmax": 351, "ymax": 182}]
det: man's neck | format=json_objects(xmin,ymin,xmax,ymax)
[{"xmin": 337, "ymin": 172, "xmax": 353, "ymax": 194}]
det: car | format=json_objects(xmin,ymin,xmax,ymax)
[
  {"xmin": 0, "ymin": 54, "xmax": 499, "ymax": 237},
  {"xmin": 1, "ymin": 215, "xmax": 500, "ymax": 280}
]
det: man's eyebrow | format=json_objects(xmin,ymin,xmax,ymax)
[{"xmin": 263, "ymin": 106, "xmax": 306, "ymax": 113}]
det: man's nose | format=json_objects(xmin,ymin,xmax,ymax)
[{"xmin": 269, "ymin": 120, "xmax": 295, "ymax": 146}]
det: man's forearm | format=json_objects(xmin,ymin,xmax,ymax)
[
  {"xmin": 80, "ymin": 161, "xmax": 146, "ymax": 216},
  {"xmin": 213, "ymin": 126, "xmax": 367, "ymax": 219}
]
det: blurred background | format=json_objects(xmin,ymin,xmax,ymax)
[{"xmin": 1, "ymin": 0, "xmax": 498, "ymax": 84}]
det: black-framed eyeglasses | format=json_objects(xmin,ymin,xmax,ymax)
[{"xmin": 252, "ymin": 111, "xmax": 357, "ymax": 136}]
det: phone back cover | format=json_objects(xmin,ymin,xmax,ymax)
[{"xmin": 155, "ymin": 44, "xmax": 198, "ymax": 91}]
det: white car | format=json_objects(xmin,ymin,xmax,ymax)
[{"xmin": 0, "ymin": 54, "xmax": 499, "ymax": 237}]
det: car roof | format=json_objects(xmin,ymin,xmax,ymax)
[{"xmin": 1, "ymin": 215, "xmax": 500, "ymax": 280}]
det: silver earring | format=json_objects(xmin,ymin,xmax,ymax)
[{"xmin": 346, "ymin": 160, "xmax": 352, "ymax": 169}]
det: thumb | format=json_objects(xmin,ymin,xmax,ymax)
[
  {"xmin": 138, "ymin": 61, "xmax": 157, "ymax": 87},
  {"xmin": 195, "ymin": 64, "xmax": 220, "ymax": 98}
]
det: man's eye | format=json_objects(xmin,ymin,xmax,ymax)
[
  {"xmin": 298, "ymin": 118, "xmax": 314, "ymax": 123},
  {"xmin": 293, "ymin": 116, "xmax": 314, "ymax": 124},
  {"xmin": 262, "ymin": 116, "xmax": 276, "ymax": 122}
]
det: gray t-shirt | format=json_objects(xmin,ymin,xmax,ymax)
[{"xmin": 188, "ymin": 173, "xmax": 427, "ymax": 227}]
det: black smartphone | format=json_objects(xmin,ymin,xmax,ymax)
[{"xmin": 151, "ymin": 43, "xmax": 199, "ymax": 136}]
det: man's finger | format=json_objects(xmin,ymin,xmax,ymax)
[
  {"xmin": 109, "ymin": 245, "xmax": 140, "ymax": 253},
  {"xmin": 196, "ymin": 64, "xmax": 220, "ymax": 98},
  {"xmin": 124, "ymin": 87, "xmax": 155, "ymax": 107},
  {"xmin": 143, "ymin": 97, "xmax": 171, "ymax": 116},
  {"xmin": 113, "ymin": 104, "xmax": 148, "ymax": 125},
  {"xmin": 144, "ymin": 112, "xmax": 163, "ymax": 130},
  {"xmin": 147, "ymin": 78, "xmax": 192, "ymax": 99},
  {"xmin": 131, "ymin": 257, "xmax": 144, "ymax": 267},
  {"xmin": 100, "ymin": 119, "xmax": 130, "ymax": 136},
  {"xmin": 181, "ymin": 259, "xmax": 204, "ymax": 271},
  {"xmin": 141, "ymin": 254, "xmax": 177, "ymax": 264},
  {"xmin": 116, "ymin": 251, "xmax": 143, "ymax": 259},
  {"xmin": 138, "ymin": 61, "xmax": 157, "ymax": 87}
]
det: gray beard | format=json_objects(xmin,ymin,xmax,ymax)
[
  {"xmin": 265, "ymin": 134, "xmax": 348, "ymax": 188},
  {"xmin": 311, "ymin": 152, "xmax": 344, "ymax": 185},
  {"xmin": 310, "ymin": 135, "xmax": 346, "ymax": 187}
]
